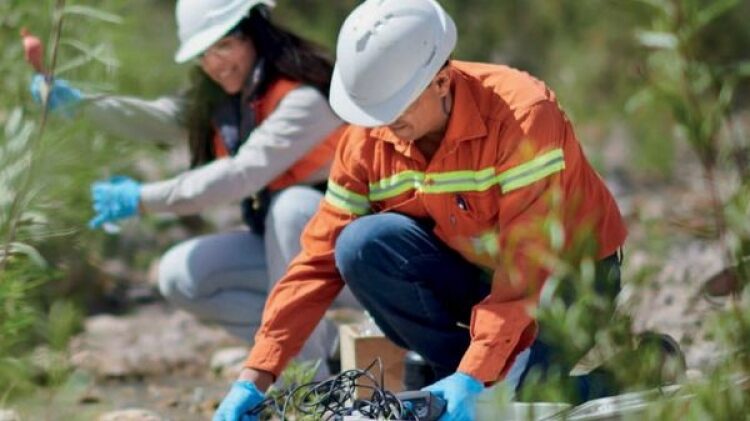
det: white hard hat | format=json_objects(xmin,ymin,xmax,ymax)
[
  {"xmin": 174, "ymin": 0, "xmax": 275, "ymax": 63},
  {"xmin": 330, "ymin": 0, "xmax": 456, "ymax": 127}
]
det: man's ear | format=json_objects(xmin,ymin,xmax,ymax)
[{"xmin": 434, "ymin": 68, "xmax": 452, "ymax": 97}]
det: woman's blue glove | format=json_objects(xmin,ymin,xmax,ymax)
[
  {"xmin": 89, "ymin": 176, "xmax": 141, "ymax": 229},
  {"xmin": 423, "ymin": 372, "xmax": 484, "ymax": 421},
  {"xmin": 213, "ymin": 380, "xmax": 265, "ymax": 421},
  {"xmin": 29, "ymin": 74, "xmax": 82, "ymax": 113}
]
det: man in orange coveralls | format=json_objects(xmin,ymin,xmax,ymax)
[{"xmin": 214, "ymin": 0, "xmax": 627, "ymax": 420}]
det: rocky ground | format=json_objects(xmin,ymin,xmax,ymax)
[
  {"xmin": 2, "ymin": 160, "xmax": 743, "ymax": 421},
  {"xmin": 7, "ymin": 303, "xmax": 246, "ymax": 421}
]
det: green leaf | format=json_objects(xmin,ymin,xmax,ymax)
[
  {"xmin": 3, "ymin": 108, "xmax": 23, "ymax": 139},
  {"xmin": 695, "ymin": 0, "xmax": 740, "ymax": 30},
  {"xmin": 737, "ymin": 61, "xmax": 750, "ymax": 78},
  {"xmin": 630, "ymin": 0, "xmax": 673, "ymax": 17},
  {"xmin": 5, "ymin": 242, "xmax": 48, "ymax": 268},
  {"xmin": 625, "ymin": 87, "xmax": 656, "ymax": 113},
  {"xmin": 45, "ymin": 301, "xmax": 80, "ymax": 350},
  {"xmin": 635, "ymin": 30, "xmax": 678, "ymax": 49},
  {"xmin": 62, "ymin": 5, "xmax": 123, "ymax": 24},
  {"xmin": 57, "ymin": 41, "xmax": 120, "ymax": 75}
]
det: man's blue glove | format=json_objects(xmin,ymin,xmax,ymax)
[
  {"xmin": 29, "ymin": 74, "xmax": 83, "ymax": 113},
  {"xmin": 423, "ymin": 372, "xmax": 484, "ymax": 421},
  {"xmin": 213, "ymin": 380, "xmax": 265, "ymax": 421},
  {"xmin": 89, "ymin": 176, "xmax": 141, "ymax": 229}
]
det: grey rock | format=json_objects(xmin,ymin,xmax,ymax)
[
  {"xmin": 0, "ymin": 409, "xmax": 20, "ymax": 421},
  {"xmin": 69, "ymin": 303, "xmax": 242, "ymax": 379},
  {"xmin": 209, "ymin": 347, "xmax": 248, "ymax": 378}
]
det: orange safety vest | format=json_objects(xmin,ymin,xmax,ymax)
[{"xmin": 212, "ymin": 78, "xmax": 343, "ymax": 191}]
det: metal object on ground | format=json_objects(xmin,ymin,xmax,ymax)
[
  {"xmin": 564, "ymin": 385, "xmax": 683, "ymax": 420},
  {"xmin": 481, "ymin": 402, "xmax": 572, "ymax": 421}
]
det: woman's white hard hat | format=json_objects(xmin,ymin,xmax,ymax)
[
  {"xmin": 329, "ymin": 0, "xmax": 456, "ymax": 127},
  {"xmin": 174, "ymin": 0, "xmax": 275, "ymax": 63}
]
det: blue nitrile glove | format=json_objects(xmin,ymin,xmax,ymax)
[
  {"xmin": 213, "ymin": 380, "xmax": 265, "ymax": 421},
  {"xmin": 29, "ymin": 74, "xmax": 83, "ymax": 113},
  {"xmin": 89, "ymin": 176, "xmax": 141, "ymax": 229},
  {"xmin": 423, "ymin": 372, "xmax": 484, "ymax": 421}
]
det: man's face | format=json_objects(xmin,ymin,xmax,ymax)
[
  {"xmin": 386, "ymin": 69, "xmax": 451, "ymax": 142},
  {"xmin": 199, "ymin": 34, "xmax": 256, "ymax": 94}
]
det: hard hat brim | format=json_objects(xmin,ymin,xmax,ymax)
[
  {"xmin": 174, "ymin": 18, "xmax": 240, "ymax": 63},
  {"xmin": 329, "ymin": 65, "xmax": 430, "ymax": 128},
  {"xmin": 174, "ymin": 18, "xmax": 236, "ymax": 63}
]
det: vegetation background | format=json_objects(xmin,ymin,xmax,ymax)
[{"xmin": 1, "ymin": 0, "xmax": 749, "ymax": 419}]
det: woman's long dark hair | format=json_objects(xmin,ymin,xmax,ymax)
[{"xmin": 182, "ymin": 6, "xmax": 334, "ymax": 167}]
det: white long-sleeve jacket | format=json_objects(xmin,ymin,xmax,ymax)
[{"xmin": 81, "ymin": 86, "xmax": 343, "ymax": 215}]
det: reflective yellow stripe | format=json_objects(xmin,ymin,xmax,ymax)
[
  {"xmin": 362, "ymin": 149, "xmax": 565, "ymax": 203},
  {"xmin": 496, "ymin": 149, "xmax": 565, "ymax": 193},
  {"xmin": 368, "ymin": 167, "xmax": 498, "ymax": 200},
  {"xmin": 421, "ymin": 167, "xmax": 497, "ymax": 194},
  {"xmin": 369, "ymin": 171, "xmax": 425, "ymax": 201},
  {"xmin": 325, "ymin": 180, "xmax": 370, "ymax": 215}
]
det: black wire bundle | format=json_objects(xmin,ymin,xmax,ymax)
[{"xmin": 247, "ymin": 358, "xmax": 423, "ymax": 420}]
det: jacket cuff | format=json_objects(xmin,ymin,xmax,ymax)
[
  {"xmin": 243, "ymin": 339, "xmax": 288, "ymax": 379},
  {"xmin": 457, "ymin": 322, "xmax": 537, "ymax": 384},
  {"xmin": 139, "ymin": 180, "xmax": 174, "ymax": 213}
]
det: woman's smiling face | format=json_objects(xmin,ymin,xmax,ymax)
[{"xmin": 199, "ymin": 34, "xmax": 257, "ymax": 94}]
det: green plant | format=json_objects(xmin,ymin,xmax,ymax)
[
  {"xmin": 260, "ymin": 359, "xmax": 321, "ymax": 420},
  {"xmin": 0, "ymin": 0, "xmax": 133, "ymax": 404},
  {"xmin": 623, "ymin": 0, "xmax": 750, "ymax": 416}
]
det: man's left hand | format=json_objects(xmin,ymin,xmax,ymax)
[{"xmin": 423, "ymin": 372, "xmax": 484, "ymax": 421}]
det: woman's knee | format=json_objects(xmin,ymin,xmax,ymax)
[
  {"xmin": 266, "ymin": 186, "xmax": 322, "ymax": 230},
  {"xmin": 157, "ymin": 242, "xmax": 194, "ymax": 303}
]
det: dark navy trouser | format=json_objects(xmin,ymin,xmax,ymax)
[
  {"xmin": 334, "ymin": 213, "xmax": 620, "ymax": 400},
  {"xmin": 335, "ymin": 213, "xmax": 488, "ymax": 379}
]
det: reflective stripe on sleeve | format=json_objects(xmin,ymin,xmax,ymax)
[
  {"xmin": 496, "ymin": 149, "xmax": 565, "ymax": 194},
  {"xmin": 325, "ymin": 180, "xmax": 371, "ymax": 215}
]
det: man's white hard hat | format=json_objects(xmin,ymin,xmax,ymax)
[
  {"xmin": 330, "ymin": 0, "xmax": 457, "ymax": 127},
  {"xmin": 174, "ymin": 0, "xmax": 275, "ymax": 63}
]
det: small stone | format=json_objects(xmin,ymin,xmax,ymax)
[
  {"xmin": 210, "ymin": 347, "xmax": 247, "ymax": 377},
  {"xmin": 97, "ymin": 408, "xmax": 163, "ymax": 421},
  {"xmin": 191, "ymin": 387, "xmax": 205, "ymax": 404},
  {"xmin": 199, "ymin": 398, "xmax": 220, "ymax": 416},
  {"xmin": 0, "ymin": 409, "xmax": 20, "ymax": 421},
  {"xmin": 147, "ymin": 385, "xmax": 180, "ymax": 409},
  {"xmin": 78, "ymin": 387, "xmax": 103, "ymax": 404},
  {"xmin": 685, "ymin": 369, "xmax": 704, "ymax": 381},
  {"xmin": 663, "ymin": 294, "xmax": 674, "ymax": 306}
]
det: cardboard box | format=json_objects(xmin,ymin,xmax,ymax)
[{"xmin": 339, "ymin": 322, "xmax": 407, "ymax": 396}]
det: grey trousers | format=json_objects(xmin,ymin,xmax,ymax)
[{"xmin": 157, "ymin": 186, "xmax": 360, "ymax": 378}]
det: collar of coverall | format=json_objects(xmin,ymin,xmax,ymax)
[{"xmin": 371, "ymin": 66, "xmax": 489, "ymax": 156}]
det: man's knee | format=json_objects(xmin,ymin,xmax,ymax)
[{"xmin": 334, "ymin": 214, "xmax": 414, "ymax": 284}]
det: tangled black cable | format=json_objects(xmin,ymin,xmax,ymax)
[{"xmin": 247, "ymin": 358, "xmax": 424, "ymax": 420}]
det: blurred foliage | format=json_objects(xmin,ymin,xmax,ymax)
[
  {"xmin": 514, "ymin": 0, "xmax": 750, "ymax": 416},
  {"xmin": 0, "ymin": 0, "xmax": 177, "ymax": 403}
]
